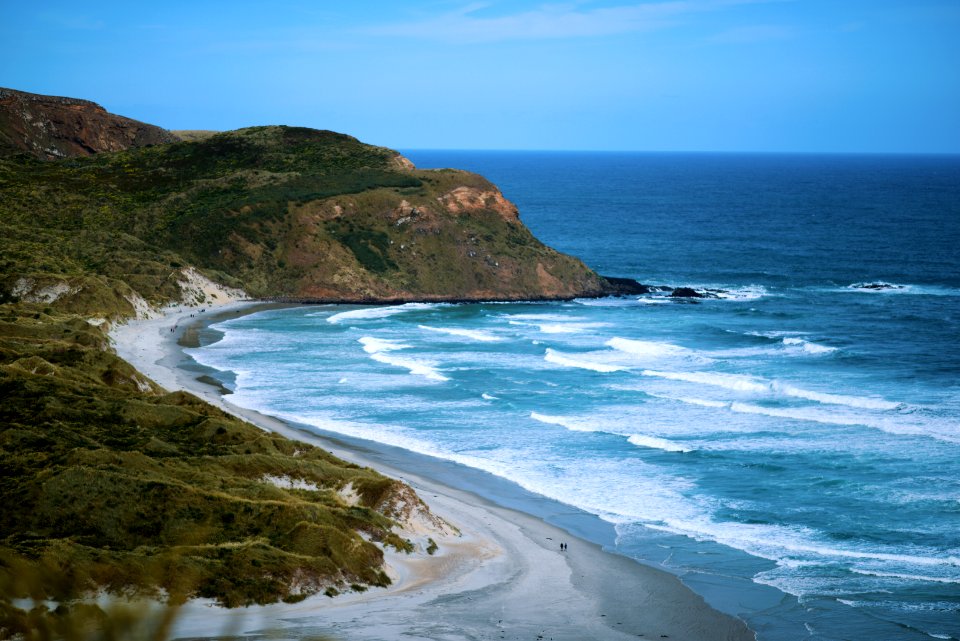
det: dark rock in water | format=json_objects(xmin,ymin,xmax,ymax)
[
  {"xmin": 670, "ymin": 287, "xmax": 724, "ymax": 299},
  {"xmin": 850, "ymin": 282, "xmax": 905, "ymax": 291},
  {"xmin": 601, "ymin": 276, "xmax": 657, "ymax": 296},
  {"xmin": 671, "ymin": 287, "xmax": 705, "ymax": 298}
]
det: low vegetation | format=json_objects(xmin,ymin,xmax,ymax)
[
  {"xmin": 0, "ymin": 116, "xmax": 608, "ymax": 635},
  {"xmin": 0, "ymin": 305, "xmax": 416, "ymax": 618},
  {"xmin": 0, "ymin": 125, "xmax": 605, "ymax": 306}
]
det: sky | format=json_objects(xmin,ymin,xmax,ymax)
[{"xmin": 2, "ymin": 1, "xmax": 959, "ymax": 153}]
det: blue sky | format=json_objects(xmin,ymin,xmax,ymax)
[{"xmin": 2, "ymin": 1, "xmax": 959, "ymax": 152}]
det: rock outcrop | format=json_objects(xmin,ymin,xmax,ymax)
[{"xmin": 0, "ymin": 87, "xmax": 179, "ymax": 159}]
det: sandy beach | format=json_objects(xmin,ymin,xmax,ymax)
[{"xmin": 110, "ymin": 301, "xmax": 755, "ymax": 641}]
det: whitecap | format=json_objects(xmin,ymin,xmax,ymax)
[
  {"xmin": 573, "ymin": 297, "xmax": 641, "ymax": 307},
  {"xmin": 774, "ymin": 382, "xmax": 898, "ymax": 410},
  {"xmin": 606, "ymin": 337, "xmax": 693, "ymax": 359},
  {"xmin": 327, "ymin": 302, "xmax": 440, "ymax": 324},
  {"xmin": 712, "ymin": 285, "xmax": 769, "ymax": 301},
  {"xmin": 650, "ymin": 394, "xmax": 729, "ymax": 409},
  {"xmin": 358, "ymin": 336, "xmax": 409, "ymax": 353},
  {"xmin": 367, "ymin": 352, "xmax": 449, "ymax": 381},
  {"xmin": 848, "ymin": 281, "xmax": 907, "ymax": 292},
  {"xmin": 627, "ymin": 434, "xmax": 692, "ymax": 453},
  {"xmin": 641, "ymin": 369, "xmax": 769, "ymax": 393},
  {"xmin": 510, "ymin": 320, "xmax": 608, "ymax": 334},
  {"xmin": 745, "ymin": 330, "xmax": 808, "ymax": 338},
  {"xmin": 530, "ymin": 412, "xmax": 596, "ymax": 431},
  {"xmin": 545, "ymin": 348, "xmax": 627, "ymax": 373},
  {"xmin": 782, "ymin": 337, "xmax": 838, "ymax": 355},
  {"xmin": 605, "ymin": 337, "xmax": 714, "ymax": 365},
  {"xmin": 357, "ymin": 336, "xmax": 448, "ymax": 381},
  {"xmin": 848, "ymin": 569, "xmax": 960, "ymax": 585},
  {"xmin": 530, "ymin": 412, "xmax": 692, "ymax": 452},
  {"xmin": 641, "ymin": 369, "xmax": 900, "ymax": 411},
  {"xmin": 419, "ymin": 325, "xmax": 501, "ymax": 342},
  {"xmin": 481, "ymin": 393, "xmax": 498, "ymax": 400},
  {"xmin": 504, "ymin": 313, "xmax": 581, "ymax": 322},
  {"xmin": 677, "ymin": 285, "xmax": 769, "ymax": 301}
]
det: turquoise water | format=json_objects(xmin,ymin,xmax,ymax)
[{"xmin": 188, "ymin": 152, "xmax": 960, "ymax": 640}]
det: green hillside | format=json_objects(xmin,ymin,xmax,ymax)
[
  {"xmin": 0, "ymin": 117, "xmax": 612, "ymax": 633},
  {"xmin": 1, "ymin": 125, "xmax": 607, "ymax": 312}
]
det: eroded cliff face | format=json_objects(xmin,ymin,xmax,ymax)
[
  {"xmin": 0, "ymin": 87, "xmax": 179, "ymax": 159},
  {"xmin": 276, "ymin": 166, "xmax": 604, "ymax": 302}
]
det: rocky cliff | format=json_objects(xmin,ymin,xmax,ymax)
[{"xmin": 0, "ymin": 87, "xmax": 179, "ymax": 160}]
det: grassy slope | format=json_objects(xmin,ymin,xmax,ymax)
[
  {"xmin": 0, "ymin": 126, "xmax": 609, "ymax": 633},
  {"xmin": 0, "ymin": 304, "xmax": 417, "ymax": 614},
  {"xmin": 0, "ymin": 125, "xmax": 605, "ymax": 307}
]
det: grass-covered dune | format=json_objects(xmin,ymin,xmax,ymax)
[{"xmin": 0, "ymin": 304, "xmax": 425, "ymax": 617}]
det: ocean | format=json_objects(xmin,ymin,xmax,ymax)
[{"xmin": 186, "ymin": 151, "xmax": 960, "ymax": 640}]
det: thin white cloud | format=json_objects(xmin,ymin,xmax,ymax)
[{"xmin": 364, "ymin": 0, "xmax": 785, "ymax": 43}]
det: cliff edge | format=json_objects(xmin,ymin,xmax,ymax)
[{"xmin": 0, "ymin": 87, "xmax": 179, "ymax": 160}]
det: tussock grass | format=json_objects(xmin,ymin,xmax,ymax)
[{"xmin": 0, "ymin": 305, "xmax": 413, "ymax": 618}]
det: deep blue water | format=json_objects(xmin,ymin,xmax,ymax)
[{"xmin": 189, "ymin": 152, "xmax": 960, "ymax": 640}]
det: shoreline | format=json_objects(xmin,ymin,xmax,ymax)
[{"xmin": 110, "ymin": 300, "xmax": 755, "ymax": 641}]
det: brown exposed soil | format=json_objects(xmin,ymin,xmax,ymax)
[{"xmin": 0, "ymin": 87, "xmax": 179, "ymax": 159}]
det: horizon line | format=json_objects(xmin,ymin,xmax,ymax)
[{"xmin": 397, "ymin": 147, "xmax": 960, "ymax": 156}]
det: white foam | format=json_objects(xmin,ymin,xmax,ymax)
[
  {"xmin": 481, "ymin": 393, "xmax": 498, "ymax": 400},
  {"xmin": 712, "ymin": 285, "xmax": 769, "ymax": 301},
  {"xmin": 530, "ymin": 412, "xmax": 596, "ymax": 431},
  {"xmin": 368, "ymin": 352, "xmax": 448, "ymax": 381},
  {"xmin": 848, "ymin": 569, "xmax": 960, "ymax": 584},
  {"xmin": 654, "ymin": 395, "xmax": 729, "ymax": 409},
  {"xmin": 847, "ymin": 281, "xmax": 907, "ymax": 293},
  {"xmin": 641, "ymin": 369, "xmax": 901, "ymax": 411},
  {"xmin": 774, "ymin": 382, "xmax": 899, "ymax": 410},
  {"xmin": 627, "ymin": 434, "xmax": 692, "ymax": 453},
  {"xmin": 728, "ymin": 402, "xmax": 869, "ymax": 425},
  {"xmin": 725, "ymin": 403, "xmax": 960, "ymax": 444},
  {"xmin": 505, "ymin": 313, "xmax": 581, "ymax": 322},
  {"xmin": 545, "ymin": 348, "xmax": 627, "ymax": 373},
  {"xmin": 510, "ymin": 320, "xmax": 608, "ymax": 334},
  {"xmin": 540, "ymin": 322, "xmax": 606, "ymax": 334},
  {"xmin": 641, "ymin": 369, "xmax": 769, "ymax": 393},
  {"xmin": 327, "ymin": 302, "xmax": 439, "ymax": 324},
  {"xmin": 678, "ymin": 285, "xmax": 769, "ymax": 301},
  {"xmin": 606, "ymin": 337, "xmax": 694, "ymax": 359},
  {"xmin": 573, "ymin": 297, "xmax": 641, "ymax": 307},
  {"xmin": 782, "ymin": 337, "xmax": 838, "ymax": 355},
  {"xmin": 530, "ymin": 413, "xmax": 692, "ymax": 452},
  {"xmin": 745, "ymin": 330, "xmax": 807, "ymax": 338},
  {"xmin": 419, "ymin": 325, "xmax": 501, "ymax": 342},
  {"xmin": 357, "ymin": 336, "xmax": 448, "ymax": 382},
  {"xmin": 358, "ymin": 336, "xmax": 409, "ymax": 353}
]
